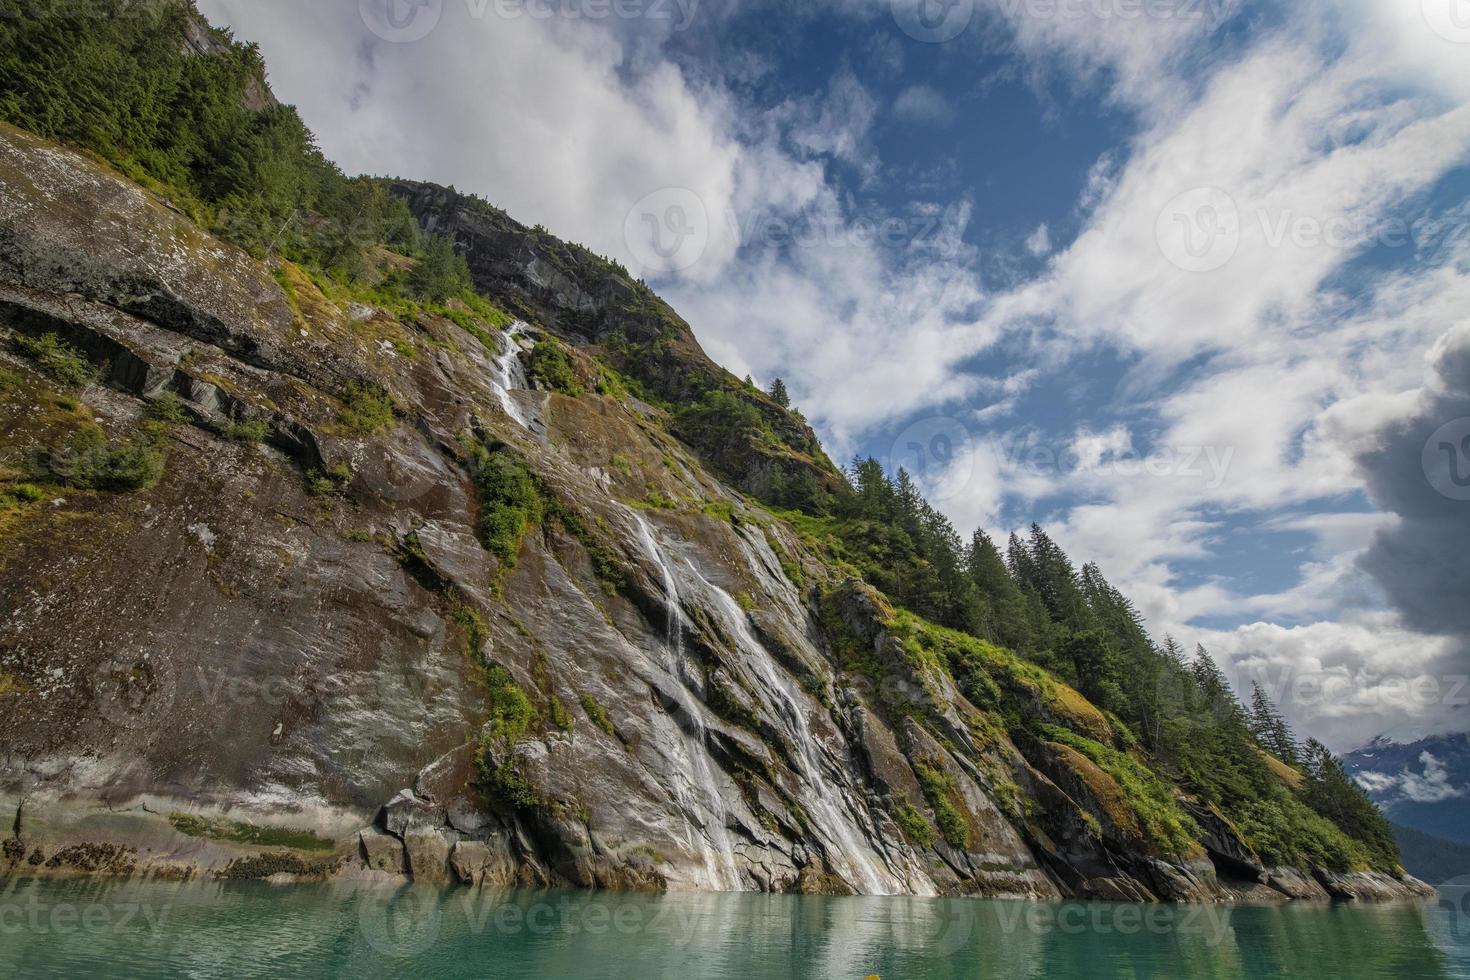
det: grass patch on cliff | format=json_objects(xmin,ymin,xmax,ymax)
[
  {"xmin": 1041, "ymin": 726, "xmax": 1199, "ymax": 858},
  {"xmin": 472, "ymin": 661, "xmax": 547, "ymax": 812},
  {"xmin": 913, "ymin": 761, "xmax": 972, "ymax": 849},
  {"xmin": 578, "ymin": 693, "xmax": 616, "ymax": 737},
  {"xmin": 34, "ymin": 424, "xmax": 164, "ymax": 492},
  {"xmin": 221, "ymin": 417, "xmax": 270, "ymax": 444},
  {"xmin": 467, "ymin": 445, "xmax": 543, "ymax": 569},
  {"xmin": 893, "ymin": 800, "xmax": 936, "ymax": 847},
  {"xmin": 897, "ymin": 612, "xmax": 1112, "ymax": 744},
  {"xmin": 11, "ymin": 333, "xmax": 95, "ymax": 387},
  {"xmin": 466, "ymin": 441, "xmax": 627, "ymax": 595},
  {"xmin": 484, "ymin": 664, "xmax": 536, "ymax": 744},
  {"xmin": 337, "ymin": 381, "xmax": 396, "ymax": 436},
  {"xmin": 525, "ymin": 339, "xmax": 581, "ymax": 396},
  {"xmin": 167, "ymin": 813, "xmax": 336, "ymax": 853}
]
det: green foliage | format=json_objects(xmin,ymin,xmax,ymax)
[
  {"xmin": 221, "ymin": 417, "xmax": 269, "ymax": 444},
  {"xmin": 483, "ymin": 664, "xmax": 536, "ymax": 745},
  {"xmin": 702, "ymin": 499, "xmax": 735, "ymax": 523},
  {"xmin": 145, "ymin": 393, "xmax": 189, "ymax": 425},
  {"xmin": 1300, "ymin": 738, "xmax": 1401, "ymax": 872},
  {"xmin": 11, "ymin": 333, "xmax": 95, "ymax": 387},
  {"xmin": 0, "ymin": 366, "xmax": 20, "ymax": 390},
  {"xmin": 548, "ymin": 696, "xmax": 574, "ymax": 733},
  {"xmin": 168, "ymin": 813, "xmax": 335, "ymax": 852},
  {"xmin": 1042, "ymin": 726, "xmax": 1200, "ymax": 858},
  {"xmin": 525, "ymin": 339, "xmax": 582, "ymax": 396},
  {"xmin": 636, "ymin": 491, "xmax": 678, "ymax": 510},
  {"xmin": 579, "ymin": 693, "xmax": 615, "ymax": 737},
  {"xmin": 893, "ymin": 800, "xmax": 936, "ymax": 847},
  {"xmin": 408, "ymin": 235, "xmax": 471, "ymax": 303},
  {"xmin": 337, "ymin": 381, "xmax": 395, "ymax": 436},
  {"xmin": 34, "ymin": 425, "xmax": 164, "ymax": 492},
  {"xmin": 464, "ymin": 441, "xmax": 626, "ymax": 595},
  {"xmin": 914, "ymin": 761, "xmax": 971, "ymax": 849},
  {"xmin": 305, "ymin": 463, "xmax": 353, "ymax": 498},
  {"xmin": 1249, "ymin": 683, "xmax": 1300, "ymax": 766},
  {"xmin": 466, "ymin": 445, "xmax": 543, "ymax": 569},
  {"xmin": 768, "ymin": 377, "xmax": 790, "ymax": 408},
  {"xmin": 466, "ymin": 617, "xmax": 545, "ymax": 812},
  {"xmin": 0, "ymin": 483, "xmax": 46, "ymax": 506}
]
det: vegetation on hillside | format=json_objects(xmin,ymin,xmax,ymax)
[
  {"xmin": 791, "ymin": 460, "xmax": 1402, "ymax": 872},
  {"xmin": 0, "ymin": 0, "xmax": 1402, "ymax": 875}
]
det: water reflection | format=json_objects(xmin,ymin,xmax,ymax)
[{"xmin": 0, "ymin": 876, "xmax": 1463, "ymax": 979}]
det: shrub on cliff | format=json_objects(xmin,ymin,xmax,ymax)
[{"xmin": 35, "ymin": 425, "xmax": 164, "ymax": 492}]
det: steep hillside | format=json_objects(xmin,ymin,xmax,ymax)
[
  {"xmin": 0, "ymin": 1, "xmax": 1431, "ymax": 903},
  {"xmin": 1391, "ymin": 824, "xmax": 1470, "ymax": 885}
]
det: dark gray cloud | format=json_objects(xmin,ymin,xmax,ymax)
[{"xmin": 1356, "ymin": 324, "xmax": 1470, "ymax": 647}]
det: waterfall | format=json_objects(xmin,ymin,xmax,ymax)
[
  {"xmin": 696, "ymin": 579, "xmax": 900, "ymax": 897},
  {"xmin": 642, "ymin": 521, "xmax": 900, "ymax": 895},
  {"xmin": 628, "ymin": 512, "xmax": 744, "ymax": 892},
  {"xmin": 489, "ymin": 321, "xmax": 533, "ymax": 429}
]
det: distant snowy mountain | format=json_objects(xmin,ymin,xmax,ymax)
[{"xmin": 1345, "ymin": 734, "xmax": 1470, "ymax": 845}]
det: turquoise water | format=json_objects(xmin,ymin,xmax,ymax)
[{"xmin": 1, "ymin": 877, "xmax": 1466, "ymax": 978}]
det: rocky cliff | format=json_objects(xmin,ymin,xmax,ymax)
[{"xmin": 0, "ymin": 122, "xmax": 1433, "ymax": 904}]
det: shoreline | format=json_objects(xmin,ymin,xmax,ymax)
[{"xmin": 1, "ymin": 790, "xmax": 1437, "ymax": 907}]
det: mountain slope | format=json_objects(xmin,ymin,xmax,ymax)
[
  {"xmin": 1391, "ymin": 823, "xmax": 1470, "ymax": 886},
  {"xmin": 0, "ymin": 1, "xmax": 1430, "ymax": 902},
  {"xmin": 1346, "ymin": 735, "xmax": 1470, "ymax": 846}
]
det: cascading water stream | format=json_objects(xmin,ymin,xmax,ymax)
[
  {"xmin": 654, "ymin": 542, "xmax": 898, "ymax": 896},
  {"xmin": 489, "ymin": 321, "xmax": 533, "ymax": 429},
  {"xmin": 628, "ymin": 512, "xmax": 744, "ymax": 892},
  {"xmin": 700, "ymin": 582, "xmax": 898, "ymax": 896}
]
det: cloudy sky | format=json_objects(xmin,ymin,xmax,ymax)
[{"xmin": 197, "ymin": 0, "xmax": 1470, "ymax": 749}]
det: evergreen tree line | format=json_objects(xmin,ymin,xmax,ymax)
[{"xmin": 834, "ymin": 457, "xmax": 1401, "ymax": 872}]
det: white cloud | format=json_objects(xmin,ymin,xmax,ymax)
[
  {"xmin": 1355, "ymin": 752, "xmax": 1468, "ymax": 803},
  {"xmin": 1024, "ymin": 222, "xmax": 1051, "ymax": 257},
  {"xmin": 892, "ymin": 84, "xmax": 954, "ymax": 125},
  {"xmin": 1192, "ymin": 616, "xmax": 1466, "ymax": 749}
]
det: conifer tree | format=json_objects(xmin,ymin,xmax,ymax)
[
  {"xmin": 1249, "ymin": 682, "xmax": 1299, "ymax": 765},
  {"xmin": 768, "ymin": 377, "xmax": 790, "ymax": 408}
]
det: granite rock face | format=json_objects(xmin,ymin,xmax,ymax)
[{"xmin": 0, "ymin": 125, "xmax": 1432, "ymax": 904}]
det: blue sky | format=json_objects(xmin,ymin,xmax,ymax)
[{"xmin": 200, "ymin": 0, "xmax": 1470, "ymax": 747}]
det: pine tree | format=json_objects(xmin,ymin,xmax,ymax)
[
  {"xmin": 1011, "ymin": 525, "xmax": 1093, "ymax": 632},
  {"xmin": 1249, "ymin": 682, "xmax": 1299, "ymax": 765},
  {"xmin": 768, "ymin": 377, "xmax": 790, "ymax": 408},
  {"xmin": 408, "ymin": 234, "xmax": 471, "ymax": 303}
]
